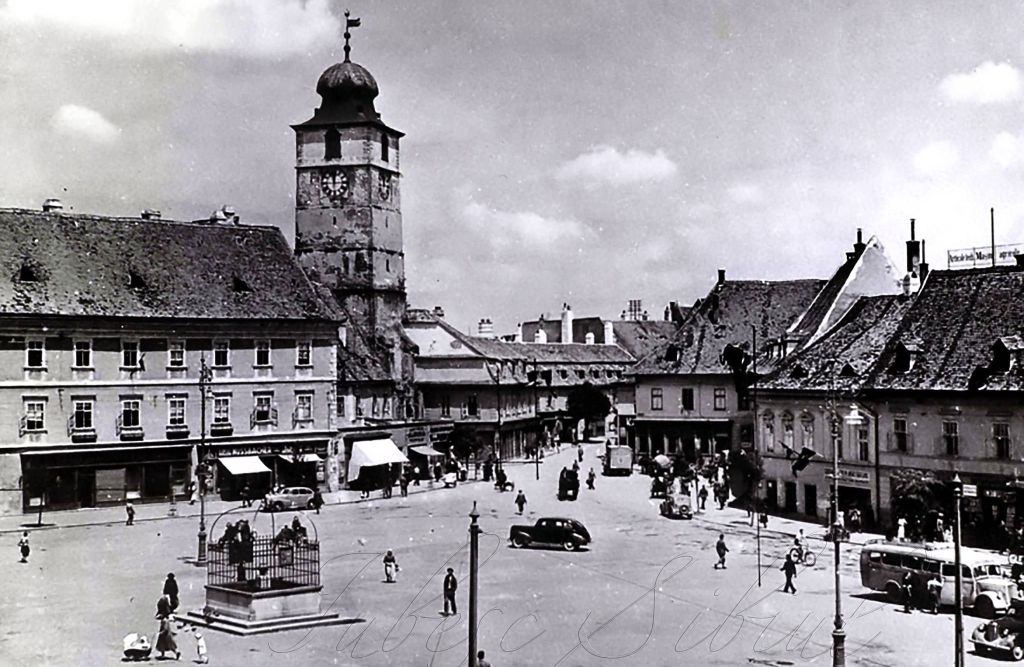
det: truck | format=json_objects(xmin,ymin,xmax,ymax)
[{"xmin": 603, "ymin": 442, "xmax": 633, "ymax": 476}]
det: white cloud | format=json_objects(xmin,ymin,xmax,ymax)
[
  {"xmin": 555, "ymin": 145, "xmax": 678, "ymax": 186},
  {"xmin": 0, "ymin": 0, "xmax": 337, "ymax": 57},
  {"xmin": 726, "ymin": 183, "xmax": 763, "ymax": 204},
  {"xmin": 990, "ymin": 131, "xmax": 1024, "ymax": 169},
  {"xmin": 51, "ymin": 104, "xmax": 120, "ymax": 143},
  {"xmin": 460, "ymin": 200, "xmax": 585, "ymax": 250},
  {"xmin": 939, "ymin": 61, "xmax": 1022, "ymax": 105},
  {"xmin": 912, "ymin": 141, "xmax": 958, "ymax": 175}
]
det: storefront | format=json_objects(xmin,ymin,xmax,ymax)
[
  {"xmin": 21, "ymin": 445, "xmax": 191, "ymax": 511},
  {"xmin": 634, "ymin": 418, "xmax": 732, "ymax": 460}
]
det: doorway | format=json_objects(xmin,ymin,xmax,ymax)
[
  {"xmin": 804, "ymin": 484, "xmax": 818, "ymax": 518},
  {"xmin": 784, "ymin": 481, "xmax": 797, "ymax": 512}
]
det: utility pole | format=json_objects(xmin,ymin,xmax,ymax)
[
  {"xmin": 468, "ymin": 502, "xmax": 481, "ymax": 667},
  {"xmin": 197, "ymin": 355, "xmax": 212, "ymax": 565},
  {"xmin": 533, "ymin": 360, "xmax": 540, "ymax": 480},
  {"xmin": 830, "ymin": 407, "xmax": 845, "ymax": 667},
  {"xmin": 751, "ymin": 325, "xmax": 761, "ymax": 587},
  {"xmin": 953, "ymin": 474, "xmax": 964, "ymax": 667}
]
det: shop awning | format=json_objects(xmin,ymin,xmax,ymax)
[
  {"xmin": 410, "ymin": 445, "xmax": 445, "ymax": 457},
  {"xmin": 219, "ymin": 456, "xmax": 271, "ymax": 475},
  {"xmin": 278, "ymin": 453, "xmax": 322, "ymax": 463},
  {"xmin": 348, "ymin": 439, "xmax": 408, "ymax": 482}
]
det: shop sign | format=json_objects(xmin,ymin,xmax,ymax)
[
  {"xmin": 837, "ymin": 468, "xmax": 871, "ymax": 487},
  {"xmin": 963, "ymin": 483, "xmax": 978, "ymax": 498}
]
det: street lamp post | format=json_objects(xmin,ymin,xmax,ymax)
[
  {"xmin": 197, "ymin": 355, "xmax": 213, "ymax": 565},
  {"xmin": 829, "ymin": 411, "xmax": 846, "ymax": 667},
  {"xmin": 468, "ymin": 501, "xmax": 481, "ymax": 667},
  {"xmin": 952, "ymin": 474, "xmax": 964, "ymax": 667}
]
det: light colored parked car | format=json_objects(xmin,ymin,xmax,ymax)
[{"xmin": 263, "ymin": 486, "xmax": 315, "ymax": 512}]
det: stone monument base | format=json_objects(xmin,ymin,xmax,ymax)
[{"xmin": 182, "ymin": 583, "xmax": 357, "ymax": 636}]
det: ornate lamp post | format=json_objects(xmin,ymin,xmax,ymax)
[
  {"xmin": 828, "ymin": 402, "xmax": 863, "ymax": 667},
  {"xmin": 468, "ymin": 502, "xmax": 481, "ymax": 667},
  {"xmin": 197, "ymin": 355, "xmax": 213, "ymax": 564},
  {"xmin": 952, "ymin": 473, "xmax": 964, "ymax": 667}
]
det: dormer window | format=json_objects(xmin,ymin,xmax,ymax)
[
  {"xmin": 839, "ymin": 363, "xmax": 857, "ymax": 377},
  {"xmin": 127, "ymin": 270, "xmax": 146, "ymax": 289},
  {"xmin": 232, "ymin": 276, "xmax": 252, "ymax": 293},
  {"xmin": 790, "ymin": 364, "xmax": 807, "ymax": 379},
  {"xmin": 324, "ymin": 127, "xmax": 341, "ymax": 160},
  {"xmin": 16, "ymin": 262, "xmax": 38, "ymax": 283},
  {"xmin": 893, "ymin": 341, "xmax": 921, "ymax": 373}
]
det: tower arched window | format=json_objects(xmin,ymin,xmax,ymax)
[{"xmin": 324, "ymin": 128, "xmax": 341, "ymax": 160}]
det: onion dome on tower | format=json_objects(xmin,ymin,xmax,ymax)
[{"xmin": 301, "ymin": 11, "xmax": 382, "ymax": 125}]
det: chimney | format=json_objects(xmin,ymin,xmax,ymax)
[
  {"xmin": 919, "ymin": 239, "xmax": 929, "ymax": 282},
  {"xmin": 561, "ymin": 303, "xmax": 573, "ymax": 344},
  {"xmin": 515, "ymin": 323, "xmax": 523, "ymax": 343},
  {"xmin": 906, "ymin": 218, "xmax": 921, "ymax": 274},
  {"xmin": 140, "ymin": 209, "xmax": 162, "ymax": 220},
  {"xmin": 477, "ymin": 318, "xmax": 494, "ymax": 338},
  {"xmin": 853, "ymin": 227, "xmax": 866, "ymax": 255},
  {"xmin": 534, "ymin": 328, "xmax": 548, "ymax": 344},
  {"xmin": 432, "ymin": 305, "xmax": 445, "ymax": 319},
  {"xmin": 42, "ymin": 198, "xmax": 63, "ymax": 213},
  {"xmin": 584, "ymin": 332, "xmax": 595, "ymax": 345},
  {"xmin": 717, "ymin": 268, "xmax": 726, "ymax": 285},
  {"xmin": 603, "ymin": 320, "xmax": 615, "ymax": 345}
]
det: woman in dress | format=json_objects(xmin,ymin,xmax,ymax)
[{"xmin": 155, "ymin": 613, "xmax": 180, "ymax": 660}]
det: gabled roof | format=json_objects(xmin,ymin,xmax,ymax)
[
  {"xmin": 867, "ymin": 267, "xmax": 1024, "ymax": 391},
  {"xmin": 0, "ymin": 208, "xmax": 338, "ymax": 321},
  {"xmin": 635, "ymin": 278, "xmax": 826, "ymax": 375},
  {"xmin": 757, "ymin": 294, "xmax": 912, "ymax": 393}
]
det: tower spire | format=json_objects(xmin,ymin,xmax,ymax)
[{"xmin": 343, "ymin": 9, "xmax": 361, "ymax": 62}]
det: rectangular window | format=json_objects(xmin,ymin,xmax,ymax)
[
  {"xmin": 213, "ymin": 396, "xmax": 231, "ymax": 424},
  {"xmin": 168, "ymin": 396, "xmax": 186, "ymax": 426},
  {"xmin": 994, "ymin": 423, "xmax": 1011, "ymax": 459},
  {"xmin": 893, "ymin": 418, "xmax": 908, "ymax": 453},
  {"xmin": 467, "ymin": 394, "xmax": 479, "ymax": 417},
  {"xmin": 213, "ymin": 340, "xmax": 230, "ymax": 368},
  {"xmin": 255, "ymin": 340, "xmax": 271, "ymax": 367},
  {"xmin": 713, "ymin": 387, "xmax": 727, "ymax": 411},
  {"xmin": 296, "ymin": 341, "xmax": 312, "ymax": 366},
  {"xmin": 441, "ymin": 395, "xmax": 451, "ymax": 418},
  {"xmin": 681, "ymin": 388, "xmax": 694, "ymax": 411},
  {"xmin": 73, "ymin": 340, "xmax": 92, "ymax": 368},
  {"xmin": 122, "ymin": 341, "xmax": 139, "ymax": 368},
  {"xmin": 168, "ymin": 340, "xmax": 185, "ymax": 368},
  {"xmin": 381, "ymin": 133, "xmax": 389, "ymax": 161},
  {"xmin": 73, "ymin": 400, "xmax": 93, "ymax": 429},
  {"xmin": 121, "ymin": 399, "xmax": 141, "ymax": 428},
  {"xmin": 254, "ymin": 394, "xmax": 273, "ymax": 422},
  {"xmin": 26, "ymin": 339, "xmax": 44, "ymax": 368},
  {"xmin": 738, "ymin": 393, "xmax": 751, "ymax": 411},
  {"xmin": 23, "ymin": 400, "xmax": 44, "ymax": 431},
  {"xmin": 857, "ymin": 427, "xmax": 870, "ymax": 461},
  {"xmin": 651, "ymin": 388, "xmax": 664, "ymax": 411},
  {"xmin": 295, "ymin": 392, "xmax": 313, "ymax": 422},
  {"xmin": 943, "ymin": 421, "xmax": 960, "ymax": 457},
  {"xmin": 783, "ymin": 419, "xmax": 795, "ymax": 452}
]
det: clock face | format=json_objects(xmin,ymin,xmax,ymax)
[
  {"xmin": 320, "ymin": 169, "xmax": 349, "ymax": 200},
  {"xmin": 378, "ymin": 173, "xmax": 392, "ymax": 200}
]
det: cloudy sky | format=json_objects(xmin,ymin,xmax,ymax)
[{"xmin": 3, "ymin": 1, "xmax": 1024, "ymax": 333}]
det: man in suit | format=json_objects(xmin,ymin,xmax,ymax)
[{"xmin": 443, "ymin": 568, "xmax": 458, "ymax": 616}]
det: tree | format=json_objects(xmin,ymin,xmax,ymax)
[
  {"xmin": 889, "ymin": 468, "xmax": 946, "ymax": 536},
  {"xmin": 728, "ymin": 449, "xmax": 764, "ymax": 506},
  {"xmin": 448, "ymin": 427, "xmax": 482, "ymax": 462},
  {"xmin": 566, "ymin": 382, "xmax": 612, "ymax": 438}
]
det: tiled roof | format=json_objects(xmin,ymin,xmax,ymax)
[
  {"xmin": 612, "ymin": 320, "xmax": 678, "ymax": 359},
  {"xmin": 867, "ymin": 267, "xmax": 1024, "ymax": 391},
  {"xmin": 787, "ymin": 250, "xmax": 860, "ymax": 340},
  {"xmin": 635, "ymin": 279, "xmax": 826, "ymax": 375},
  {"xmin": 0, "ymin": 208, "xmax": 338, "ymax": 321},
  {"xmin": 465, "ymin": 336, "xmax": 635, "ymax": 364},
  {"xmin": 757, "ymin": 294, "xmax": 912, "ymax": 393}
]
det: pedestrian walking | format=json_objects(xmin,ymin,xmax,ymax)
[
  {"xmin": 901, "ymin": 571, "xmax": 914, "ymax": 613},
  {"xmin": 698, "ymin": 486, "xmax": 708, "ymax": 511},
  {"xmin": 193, "ymin": 629, "xmax": 209, "ymax": 664},
  {"xmin": 781, "ymin": 553, "xmax": 797, "ymax": 594},
  {"xmin": 714, "ymin": 534, "xmax": 729, "ymax": 569},
  {"xmin": 434, "ymin": 462, "xmax": 443, "ymax": 483},
  {"xmin": 311, "ymin": 488, "xmax": 324, "ymax": 514},
  {"xmin": 126, "ymin": 501, "xmax": 135, "ymax": 526},
  {"xmin": 934, "ymin": 513, "xmax": 944, "ymax": 542},
  {"xmin": 154, "ymin": 613, "xmax": 180, "ymax": 661},
  {"xmin": 515, "ymin": 490, "xmax": 527, "ymax": 515},
  {"xmin": 383, "ymin": 549, "xmax": 399, "ymax": 583},
  {"xmin": 399, "ymin": 473, "xmax": 409, "ymax": 497},
  {"xmin": 443, "ymin": 567, "xmax": 458, "ymax": 615},
  {"xmin": 17, "ymin": 531, "xmax": 30, "ymax": 563},
  {"xmin": 163, "ymin": 573, "xmax": 180, "ymax": 611},
  {"xmin": 896, "ymin": 516, "xmax": 907, "ymax": 541},
  {"xmin": 413, "ymin": 465, "xmax": 421, "ymax": 486},
  {"xmin": 476, "ymin": 649, "xmax": 491, "ymax": 667},
  {"xmin": 927, "ymin": 575, "xmax": 942, "ymax": 614},
  {"xmin": 587, "ymin": 468, "xmax": 596, "ymax": 490},
  {"xmin": 577, "ymin": 444, "xmax": 584, "ymax": 463},
  {"xmin": 240, "ymin": 483, "xmax": 251, "ymax": 508},
  {"xmin": 188, "ymin": 480, "xmax": 198, "ymax": 506}
]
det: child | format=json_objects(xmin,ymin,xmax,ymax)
[{"xmin": 18, "ymin": 531, "xmax": 29, "ymax": 563}]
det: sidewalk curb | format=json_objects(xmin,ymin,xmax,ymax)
[{"xmin": 0, "ymin": 479, "xmax": 485, "ymax": 535}]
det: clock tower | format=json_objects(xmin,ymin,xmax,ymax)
[{"xmin": 293, "ymin": 31, "xmax": 406, "ymax": 351}]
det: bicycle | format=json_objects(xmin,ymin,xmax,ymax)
[{"xmin": 788, "ymin": 546, "xmax": 816, "ymax": 566}]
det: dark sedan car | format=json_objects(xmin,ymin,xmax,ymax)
[
  {"xmin": 509, "ymin": 517, "xmax": 592, "ymax": 551},
  {"xmin": 973, "ymin": 598, "xmax": 1024, "ymax": 660}
]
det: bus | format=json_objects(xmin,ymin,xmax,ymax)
[{"xmin": 859, "ymin": 539, "xmax": 1018, "ymax": 617}]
